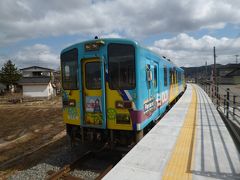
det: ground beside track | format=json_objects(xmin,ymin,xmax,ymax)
[
  {"xmin": 0, "ymin": 96, "xmax": 65, "ymax": 177},
  {"xmin": 0, "ymin": 96, "xmax": 120, "ymax": 179}
]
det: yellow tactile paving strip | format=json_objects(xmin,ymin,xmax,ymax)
[{"xmin": 163, "ymin": 85, "xmax": 197, "ymax": 180}]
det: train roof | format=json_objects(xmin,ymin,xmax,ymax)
[
  {"xmin": 138, "ymin": 45, "xmax": 182, "ymax": 69},
  {"xmin": 61, "ymin": 38, "xmax": 138, "ymax": 54},
  {"xmin": 61, "ymin": 38, "xmax": 183, "ymax": 71}
]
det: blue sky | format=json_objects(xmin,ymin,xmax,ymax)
[{"xmin": 0, "ymin": 0, "xmax": 240, "ymax": 69}]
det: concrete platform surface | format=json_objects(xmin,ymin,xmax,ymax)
[{"xmin": 103, "ymin": 84, "xmax": 240, "ymax": 180}]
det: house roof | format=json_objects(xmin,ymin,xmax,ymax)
[
  {"xmin": 20, "ymin": 66, "xmax": 54, "ymax": 71},
  {"xmin": 18, "ymin": 77, "xmax": 51, "ymax": 85}
]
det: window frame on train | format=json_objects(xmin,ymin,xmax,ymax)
[
  {"xmin": 108, "ymin": 43, "xmax": 136, "ymax": 90},
  {"xmin": 85, "ymin": 62, "xmax": 101, "ymax": 90},
  {"xmin": 164, "ymin": 66, "xmax": 168, "ymax": 86},
  {"xmin": 153, "ymin": 65, "xmax": 158, "ymax": 88},
  {"xmin": 61, "ymin": 48, "xmax": 78, "ymax": 90}
]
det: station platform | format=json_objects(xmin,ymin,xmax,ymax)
[{"xmin": 103, "ymin": 84, "xmax": 240, "ymax": 180}]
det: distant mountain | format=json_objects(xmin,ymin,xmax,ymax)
[
  {"xmin": 181, "ymin": 63, "xmax": 239, "ymax": 81},
  {"xmin": 181, "ymin": 64, "xmax": 213, "ymax": 80}
]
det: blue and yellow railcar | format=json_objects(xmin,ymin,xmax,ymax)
[{"xmin": 60, "ymin": 38, "xmax": 185, "ymax": 144}]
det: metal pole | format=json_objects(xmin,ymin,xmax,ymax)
[
  {"xmin": 208, "ymin": 84, "xmax": 210, "ymax": 95},
  {"xmin": 224, "ymin": 95, "xmax": 226, "ymax": 114},
  {"xmin": 219, "ymin": 89, "xmax": 221, "ymax": 107},
  {"xmin": 215, "ymin": 84, "xmax": 217, "ymax": 98},
  {"xmin": 216, "ymin": 84, "xmax": 219, "ymax": 107},
  {"xmin": 212, "ymin": 84, "xmax": 214, "ymax": 100},
  {"xmin": 227, "ymin": 88, "xmax": 229, "ymax": 119},
  {"xmin": 213, "ymin": 47, "xmax": 216, "ymax": 85},
  {"xmin": 213, "ymin": 47, "xmax": 217, "ymax": 104},
  {"xmin": 233, "ymin": 95, "xmax": 236, "ymax": 116},
  {"xmin": 205, "ymin": 61, "xmax": 207, "ymax": 79}
]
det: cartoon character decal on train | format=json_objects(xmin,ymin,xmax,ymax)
[{"xmin": 61, "ymin": 38, "xmax": 186, "ymax": 144}]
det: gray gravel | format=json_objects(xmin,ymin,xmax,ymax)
[
  {"xmin": 7, "ymin": 141, "xmax": 100, "ymax": 180},
  {"xmin": 70, "ymin": 170, "xmax": 99, "ymax": 180},
  {"xmin": 8, "ymin": 163, "xmax": 60, "ymax": 180}
]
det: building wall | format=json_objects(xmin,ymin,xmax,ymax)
[
  {"xmin": 22, "ymin": 71, "xmax": 33, "ymax": 77},
  {"xmin": 22, "ymin": 83, "xmax": 53, "ymax": 98}
]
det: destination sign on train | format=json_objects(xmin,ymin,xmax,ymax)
[{"xmin": 84, "ymin": 43, "xmax": 100, "ymax": 51}]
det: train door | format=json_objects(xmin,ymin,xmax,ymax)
[
  {"xmin": 145, "ymin": 61, "xmax": 159, "ymax": 116},
  {"xmin": 146, "ymin": 64, "xmax": 152, "ymax": 99},
  {"xmin": 152, "ymin": 62, "xmax": 160, "ymax": 113},
  {"xmin": 152, "ymin": 62, "xmax": 159, "ymax": 98},
  {"xmin": 81, "ymin": 58, "xmax": 105, "ymax": 127},
  {"xmin": 146, "ymin": 62, "xmax": 159, "ymax": 98}
]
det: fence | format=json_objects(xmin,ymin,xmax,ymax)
[{"xmin": 199, "ymin": 82, "xmax": 240, "ymax": 145}]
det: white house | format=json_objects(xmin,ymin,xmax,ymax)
[
  {"xmin": 18, "ymin": 66, "xmax": 56, "ymax": 98},
  {"xmin": 20, "ymin": 66, "xmax": 53, "ymax": 77}
]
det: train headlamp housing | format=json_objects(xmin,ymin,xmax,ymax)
[
  {"xmin": 115, "ymin": 101, "xmax": 132, "ymax": 109},
  {"xmin": 116, "ymin": 114, "xmax": 130, "ymax": 124},
  {"xmin": 63, "ymin": 99, "xmax": 76, "ymax": 107},
  {"xmin": 85, "ymin": 40, "xmax": 105, "ymax": 51}
]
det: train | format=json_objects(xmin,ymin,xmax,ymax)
[{"xmin": 60, "ymin": 38, "xmax": 186, "ymax": 145}]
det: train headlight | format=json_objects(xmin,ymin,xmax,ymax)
[
  {"xmin": 116, "ymin": 114, "xmax": 130, "ymax": 124},
  {"xmin": 68, "ymin": 99, "xmax": 76, "ymax": 107},
  {"xmin": 63, "ymin": 99, "xmax": 76, "ymax": 107}
]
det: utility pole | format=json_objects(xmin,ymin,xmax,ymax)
[
  {"xmin": 235, "ymin": 55, "xmax": 239, "ymax": 64},
  {"xmin": 213, "ymin": 47, "xmax": 216, "ymax": 85},
  {"xmin": 205, "ymin": 61, "xmax": 207, "ymax": 79}
]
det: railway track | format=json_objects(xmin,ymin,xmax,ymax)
[{"xmin": 46, "ymin": 143, "xmax": 122, "ymax": 180}]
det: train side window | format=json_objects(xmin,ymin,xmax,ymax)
[
  {"xmin": 153, "ymin": 65, "xmax": 157, "ymax": 88},
  {"xmin": 176, "ymin": 71, "xmax": 178, "ymax": 84},
  {"xmin": 173, "ymin": 68, "xmax": 176, "ymax": 84},
  {"xmin": 146, "ymin": 64, "xmax": 151, "ymax": 89},
  {"xmin": 169, "ymin": 69, "xmax": 171, "ymax": 85},
  {"xmin": 169, "ymin": 68, "xmax": 173, "ymax": 85},
  {"xmin": 61, "ymin": 48, "xmax": 78, "ymax": 90},
  {"xmin": 176, "ymin": 70, "xmax": 178, "ymax": 84},
  {"xmin": 108, "ymin": 43, "xmax": 135, "ymax": 90},
  {"xmin": 85, "ymin": 62, "xmax": 101, "ymax": 89},
  {"xmin": 64, "ymin": 65, "xmax": 70, "ymax": 79},
  {"xmin": 164, "ymin": 67, "xmax": 167, "ymax": 86}
]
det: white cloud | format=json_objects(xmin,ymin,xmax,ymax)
[
  {"xmin": 0, "ymin": 0, "xmax": 240, "ymax": 46},
  {"xmin": 150, "ymin": 34, "xmax": 240, "ymax": 67},
  {"xmin": 1, "ymin": 0, "xmax": 240, "ymax": 68},
  {"xmin": 14, "ymin": 44, "xmax": 59, "ymax": 69},
  {"xmin": 100, "ymin": 33, "xmax": 123, "ymax": 38}
]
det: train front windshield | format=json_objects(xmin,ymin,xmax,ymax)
[
  {"xmin": 108, "ymin": 43, "xmax": 135, "ymax": 90},
  {"xmin": 61, "ymin": 48, "xmax": 78, "ymax": 90}
]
